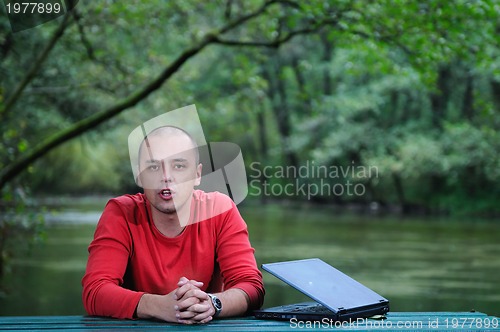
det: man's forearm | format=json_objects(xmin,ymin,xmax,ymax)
[
  {"xmin": 137, "ymin": 284, "xmax": 251, "ymax": 322},
  {"xmin": 214, "ymin": 288, "xmax": 250, "ymax": 317},
  {"xmin": 136, "ymin": 293, "xmax": 177, "ymax": 322}
]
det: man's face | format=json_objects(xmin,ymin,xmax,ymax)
[{"xmin": 138, "ymin": 132, "xmax": 201, "ymax": 215}]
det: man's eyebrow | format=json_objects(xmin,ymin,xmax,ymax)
[{"xmin": 144, "ymin": 158, "xmax": 189, "ymax": 163}]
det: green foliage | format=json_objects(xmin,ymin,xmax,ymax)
[
  {"xmin": 0, "ymin": 185, "xmax": 46, "ymax": 281},
  {"xmin": 1, "ymin": 0, "xmax": 499, "ymax": 219},
  {"xmin": 25, "ymin": 136, "xmax": 126, "ymax": 194}
]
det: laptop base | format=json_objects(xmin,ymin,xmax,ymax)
[
  {"xmin": 253, "ymin": 258, "xmax": 390, "ymax": 322},
  {"xmin": 254, "ymin": 301, "xmax": 389, "ymax": 321}
]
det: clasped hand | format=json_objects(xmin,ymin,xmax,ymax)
[{"xmin": 172, "ymin": 276, "xmax": 215, "ymax": 324}]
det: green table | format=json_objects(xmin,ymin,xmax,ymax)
[{"xmin": 0, "ymin": 312, "xmax": 498, "ymax": 331}]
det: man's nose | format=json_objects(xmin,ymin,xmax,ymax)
[{"xmin": 161, "ymin": 160, "xmax": 173, "ymax": 182}]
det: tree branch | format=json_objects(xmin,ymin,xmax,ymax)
[
  {"xmin": 0, "ymin": 12, "xmax": 73, "ymax": 121},
  {"xmin": 345, "ymin": 27, "xmax": 416, "ymax": 57},
  {"xmin": 213, "ymin": 18, "xmax": 338, "ymax": 48},
  {"xmin": 217, "ymin": 0, "xmax": 299, "ymax": 35},
  {"xmin": 0, "ymin": 0, "xmax": 295, "ymax": 189},
  {"xmin": 72, "ymin": 9, "xmax": 96, "ymax": 61}
]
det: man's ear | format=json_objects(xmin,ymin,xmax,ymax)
[{"xmin": 194, "ymin": 163, "xmax": 202, "ymax": 186}]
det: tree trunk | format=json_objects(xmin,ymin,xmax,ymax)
[
  {"xmin": 490, "ymin": 79, "xmax": 500, "ymax": 111},
  {"xmin": 256, "ymin": 106, "xmax": 269, "ymax": 204},
  {"xmin": 462, "ymin": 70, "xmax": 474, "ymax": 120},
  {"xmin": 430, "ymin": 65, "xmax": 451, "ymax": 130},
  {"xmin": 262, "ymin": 61, "xmax": 299, "ymax": 168},
  {"xmin": 320, "ymin": 30, "xmax": 334, "ymax": 96},
  {"xmin": 290, "ymin": 55, "xmax": 312, "ymax": 113},
  {"xmin": 392, "ymin": 173, "xmax": 409, "ymax": 214}
]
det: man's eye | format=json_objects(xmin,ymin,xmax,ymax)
[
  {"xmin": 148, "ymin": 165, "xmax": 160, "ymax": 171},
  {"xmin": 174, "ymin": 163, "xmax": 186, "ymax": 170}
]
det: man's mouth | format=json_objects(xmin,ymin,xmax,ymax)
[{"xmin": 159, "ymin": 188, "xmax": 173, "ymax": 200}]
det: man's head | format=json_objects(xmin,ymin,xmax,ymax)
[
  {"xmin": 138, "ymin": 126, "xmax": 200, "ymax": 165},
  {"xmin": 137, "ymin": 126, "xmax": 202, "ymax": 215}
]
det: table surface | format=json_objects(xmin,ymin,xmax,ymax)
[{"xmin": 0, "ymin": 312, "xmax": 498, "ymax": 331}]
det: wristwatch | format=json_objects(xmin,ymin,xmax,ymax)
[{"xmin": 207, "ymin": 293, "xmax": 222, "ymax": 318}]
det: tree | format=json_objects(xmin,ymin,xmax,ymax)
[
  {"xmin": 0, "ymin": 0, "xmax": 352, "ymax": 279},
  {"xmin": 0, "ymin": 0, "xmax": 344, "ymax": 190},
  {"xmin": 1, "ymin": 0, "xmax": 499, "ymax": 210}
]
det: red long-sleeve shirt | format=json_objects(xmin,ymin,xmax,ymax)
[{"xmin": 82, "ymin": 190, "xmax": 264, "ymax": 319}]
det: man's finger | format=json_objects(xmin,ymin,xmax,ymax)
[
  {"xmin": 186, "ymin": 302, "xmax": 211, "ymax": 314},
  {"xmin": 177, "ymin": 289, "xmax": 208, "ymax": 309},
  {"xmin": 177, "ymin": 277, "xmax": 203, "ymax": 287},
  {"xmin": 175, "ymin": 296, "xmax": 200, "ymax": 312},
  {"xmin": 189, "ymin": 303, "xmax": 215, "ymax": 322},
  {"xmin": 174, "ymin": 282, "xmax": 200, "ymax": 300},
  {"xmin": 177, "ymin": 277, "xmax": 189, "ymax": 286}
]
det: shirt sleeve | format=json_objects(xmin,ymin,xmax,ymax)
[
  {"xmin": 81, "ymin": 199, "xmax": 144, "ymax": 319},
  {"xmin": 215, "ymin": 195, "xmax": 265, "ymax": 311}
]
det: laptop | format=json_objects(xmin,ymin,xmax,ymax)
[{"xmin": 254, "ymin": 258, "xmax": 390, "ymax": 321}]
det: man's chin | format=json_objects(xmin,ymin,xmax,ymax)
[
  {"xmin": 151, "ymin": 200, "xmax": 177, "ymax": 214},
  {"xmin": 162, "ymin": 207, "xmax": 177, "ymax": 214},
  {"xmin": 157, "ymin": 203, "xmax": 177, "ymax": 214}
]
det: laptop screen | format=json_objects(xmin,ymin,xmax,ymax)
[{"xmin": 262, "ymin": 258, "xmax": 388, "ymax": 312}]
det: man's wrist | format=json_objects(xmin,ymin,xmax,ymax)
[
  {"xmin": 207, "ymin": 293, "xmax": 222, "ymax": 318},
  {"xmin": 136, "ymin": 293, "xmax": 154, "ymax": 319}
]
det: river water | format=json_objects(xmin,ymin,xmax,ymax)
[{"xmin": 0, "ymin": 200, "xmax": 499, "ymax": 316}]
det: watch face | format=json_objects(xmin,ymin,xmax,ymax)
[{"xmin": 214, "ymin": 297, "xmax": 222, "ymax": 309}]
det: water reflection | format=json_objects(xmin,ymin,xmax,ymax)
[
  {"xmin": 0, "ymin": 202, "xmax": 499, "ymax": 316},
  {"xmin": 245, "ymin": 204, "xmax": 500, "ymax": 315}
]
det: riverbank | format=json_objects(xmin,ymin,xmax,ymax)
[
  {"xmin": 34, "ymin": 194, "xmax": 500, "ymax": 221},
  {"xmin": 2, "ymin": 198, "xmax": 499, "ymax": 316}
]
